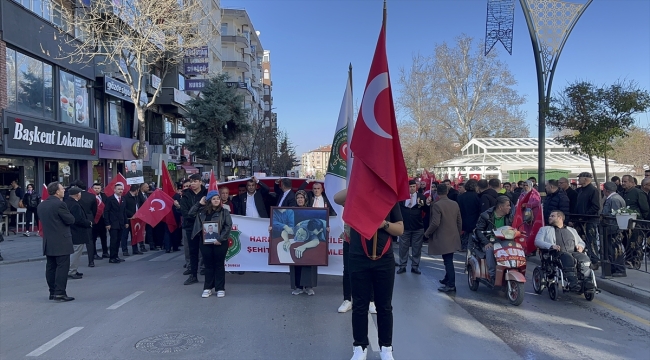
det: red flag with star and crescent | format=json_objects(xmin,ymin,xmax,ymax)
[
  {"xmin": 342, "ymin": 20, "xmax": 409, "ymax": 240},
  {"xmin": 161, "ymin": 160, "xmax": 177, "ymax": 198},
  {"xmin": 130, "ymin": 218, "xmax": 146, "ymax": 245},
  {"xmin": 132, "ymin": 189, "xmax": 174, "ymax": 228},
  {"xmin": 104, "ymin": 173, "xmax": 127, "ymax": 198},
  {"xmin": 93, "ymin": 190, "xmax": 105, "ymax": 224},
  {"xmin": 38, "ymin": 184, "xmax": 48, "ymax": 237},
  {"xmin": 208, "ymin": 170, "xmax": 218, "ymax": 192}
]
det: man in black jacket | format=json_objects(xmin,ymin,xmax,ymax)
[
  {"xmin": 239, "ymin": 177, "xmax": 270, "ymax": 218},
  {"xmin": 38, "ymin": 182, "xmax": 76, "ymax": 301},
  {"xmin": 572, "ymin": 172, "xmax": 601, "ymax": 264},
  {"xmin": 123, "ymin": 184, "xmax": 144, "ymax": 256},
  {"xmin": 478, "ymin": 179, "xmax": 499, "ymax": 213},
  {"xmin": 559, "ymin": 177, "xmax": 578, "ymax": 214},
  {"xmin": 104, "ymin": 183, "xmax": 127, "ymax": 263},
  {"xmin": 443, "ymin": 179, "xmax": 459, "ymax": 202},
  {"xmin": 543, "ymin": 179, "xmax": 570, "ymax": 221},
  {"xmin": 268, "ymin": 178, "xmax": 297, "ymax": 207},
  {"xmin": 180, "ymin": 173, "xmax": 207, "ymax": 285},
  {"xmin": 64, "ymin": 188, "xmax": 93, "ymax": 279},
  {"xmin": 397, "ymin": 180, "xmax": 428, "ymax": 274},
  {"xmin": 91, "ymin": 183, "xmax": 109, "ymax": 259},
  {"xmin": 72, "ymin": 181, "xmax": 98, "ymax": 267},
  {"xmin": 298, "ymin": 180, "xmax": 337, "ymax": 216}
]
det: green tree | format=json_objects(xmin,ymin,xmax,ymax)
[
  {"xmin": 273, "ymin": 131, "xmax": 298, "ymax": 176},
  {"xmin": 546, "ymin": 80, "xmax": 650, "ymax": 195},
  {"xmin": 184, "ymin": 74, "xmax": 251, "ymax": 178}
]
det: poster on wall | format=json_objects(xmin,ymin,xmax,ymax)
[
  {"xmin": 74, "ymin": 77, "xmax": 89, "ymax": 125},
  {"xmin": 125, "ymin": 159, "xmax": 144, "ymax": 184},
  {"xmin": 59, "ymin": 72, "xmax": 76, "ymax": 124}
]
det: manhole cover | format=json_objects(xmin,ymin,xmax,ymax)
[{"xmin": 135, "ymin": 333, "xmax": 205, "ymax": 354}]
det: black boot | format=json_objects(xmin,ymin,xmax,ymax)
[
  {"xmin": 566, "ymin": 272, "xmax": 581, "ymax": 292},
  {"xmin": 184, "ymin": 275, "xmax": 198, "ymax": 285}
]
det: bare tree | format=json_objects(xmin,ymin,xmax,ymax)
[
  {"xmin": 610, "ymin": 125, "xmax": 650, "ymax": 174},
  {"xmin": 397, "ymin": 35, "xmax": 528, "ymax": 172},
  {"xmin": 60, "ymin": 0, "xmax": 214, "ymax": 158}
]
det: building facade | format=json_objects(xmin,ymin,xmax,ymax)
[{"xmin": 301, "ymin": 145, "xmax": 331, "ymax": 179}]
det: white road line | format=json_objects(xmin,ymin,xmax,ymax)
[
  {"xmin": 149, "ymin": 253, "xmax": 182, "ymax": 262},
  {"xmin": 160, "ymin": 270, "xmax": 177, "ymax": 279},
  {"xmin": 367, "ymin": 313, "xmax": 380, "ymax": 352},
  {"xmin": 106, "ymin": 291, "xmax": 144, "ymax": 310},
  {"xmin": 26, "ymin": 327, "xmax": 83, "ymax": 357}
]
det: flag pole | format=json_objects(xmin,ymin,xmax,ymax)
[{"xmin": 346, "ymin": 63, "xmax": 353, "ymax": 188}]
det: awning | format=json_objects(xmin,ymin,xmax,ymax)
[{"xmin": 181, "ymin": 165, "xmax": 199, "ymax": 174}]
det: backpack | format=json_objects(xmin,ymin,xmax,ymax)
[
  {"xmin": 0, "ymin": 194, "xmax": 7, "ymax": 214},
  {"xmin": 28, "ymin": 193, "xmax": 41, "ymax": 209}
]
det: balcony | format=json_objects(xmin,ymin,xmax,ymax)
[
  {"xmin": 221, "ymin": 35, "xmax": 249, "ymax": 49},
  {"xmin": 222, "ymin": 61, "xmax": 250, "ymax": 72}
]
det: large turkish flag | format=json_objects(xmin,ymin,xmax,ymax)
[
  {"xmin": 133, "ymin": 189, "xmax": 174, "ymax": 228},
  {"xmin": 342, "ymin": 22, "xmax": 409, "ymax": 240},
  {"xmin": 160, "ymin": 160, "xmax": 177, "ymax": 198},
  {"xmin": 104, "ymin": 173, "xmax": 127, "ymax": 197}
]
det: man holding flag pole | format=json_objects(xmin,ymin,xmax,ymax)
[{"xmin": 336, "ymin": 2, "xmax": 407, "ymax": 359}]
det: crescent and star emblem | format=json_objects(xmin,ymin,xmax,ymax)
[
  {"xmin": 361, "ymin": 72, "xmax": 392, "ymax": 139},
  {"xmin": 134, "ymin": 223, "xmax": 141, "ymax": 232},
  {"xmin": 150, "ymin": 199, "xmax": 166, "ymax": 212}
]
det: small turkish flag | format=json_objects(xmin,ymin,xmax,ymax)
[
  {"xmin": 161, "ymin": 160, "xmax": 177, "ymax": 198},
  {"xmin": 130, "ymin": 218, "xmax": 145, "ymax": 245},
  {"xmin": 104, "ymin": 173, "xmax": 127, "ymax": 198},
  {"xmin": 38, "ymin": 184, "xmax": 48, "ymax": 237},
  {"xmin": 93, "ymin": 191, "xmax": 105, "ymax": 223},
  {"xmin": 133, "ymin": 189, "xmax": 174, "ymax": 228},
  {"xmin": 208, "ymin": 170, "xmax": 218, "ymax": 192},
  {"xmin": 342, "ymin": 20, "xmax": 409, "ymax": 240}
]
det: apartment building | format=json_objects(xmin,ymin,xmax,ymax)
[{"xmin": 301, "ymin": 145, "xmax": 332, "ymax": 179}]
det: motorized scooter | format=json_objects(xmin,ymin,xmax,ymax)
[{"xmin": 466, "ymin": 226, "xmax": 527, "ymax": 306}]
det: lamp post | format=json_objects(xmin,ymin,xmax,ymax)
[{"xmin": 518, "ymin": 0, "xmax": 592, "ymax": 191}]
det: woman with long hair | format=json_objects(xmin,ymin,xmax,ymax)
[
  {"xmin": 22, "ymin": 183, "xmax": 40, "ymax": 236},
  {"xmin": 189, "ymin": 190, "xmax": 233, "ymax": 298}
]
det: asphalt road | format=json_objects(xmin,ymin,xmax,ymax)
[{"xmin": 0, "ymin": 246, "xmax": 648, "ymax": 360}]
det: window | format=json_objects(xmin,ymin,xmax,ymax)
[
  {"xmin": 221, "ymin": 23, "xmax": 228, "ymax": 35},
  {"xmin": 107, "ymin": 99, "xmax": 123, "ymax": 136},
  {"xmin": 59, "ymin": 70, "xmax": 90, "ymax": 126},
  {"xmin": 178, "ymin": 74, "xmax": 185, "ymax": 91},
  {"xmin": 6, "ymin": 49, "xmax": 54, "ymax": 118},
  {"xmin": 264, "ymin": 69, "xmax": 269, "ymax": 80}
]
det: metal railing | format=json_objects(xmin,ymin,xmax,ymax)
[{"xmin": 567, "ymin": 214, "xmax": 649, "ymax": 278}]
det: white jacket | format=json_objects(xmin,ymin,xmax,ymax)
[{"xmin": 534, "ymin": 226, "xmax": 585, "ymax": 250}]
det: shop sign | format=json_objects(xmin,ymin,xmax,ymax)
[
  {"xmin": 4, "ymin": 113, "xmax": 98, "ymax": 160},
  {"xmin": 167, "ymin": 162, "xmax": 178, "ymax": 171},
  {"xmin": 185, "ymin": 79, "xmax": 208, "ymax": 91},
  {"xmin": 131, "ymin": 142, "xmax": 149, "ymax": 158},
  {"xmin": 173, "ymin": 89, "xmax": 192, "ymax": 106},
  {"xmin": 105, "ymin": 76, "xmax": 147, "ymax": 105}
]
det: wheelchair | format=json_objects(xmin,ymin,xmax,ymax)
[{"xmin": 532, "ymin": 249, "xmax": 599, "ymax": 301}]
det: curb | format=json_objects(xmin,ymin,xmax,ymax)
[
  {"xmin": 0, "ymin": 250, "xmax": 92, "ymax": 267},
  {"xmin": 527, "ymin": 256, "xmax": 650, "ymax": 306}
]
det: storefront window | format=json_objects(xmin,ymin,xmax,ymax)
[
  {"xmin": 5, "ymin": 48, "xmax": 17, "ymax": 110},
  {"xmin": 0, "ymin": 157, "xmax": 35, "ymax": 192},
  {"xmin": 107, "ymin": 98, "xmax": 123, "ymax": 136},
  {"xmin": 5, "ymin": 49, "xmax": 53, "ymax": 119},
  {"xmin": 59, "ymin": 70, "xmax": 90, "ymax": 126}
]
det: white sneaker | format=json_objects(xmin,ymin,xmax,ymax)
[
  {"xmin": 305, "ymin": 287, "xmax": 315, "ymax": 296},
  {"xmin": 201, "ymin": 289, "xmax": 212, "ymax": 298},
  {"xmin": 216, "ymin": 290, "xmax": 225, "ymax": 298},
  {"xmin": 379, "ymin": 346, "xmax": 394, "ymax": 360},
  {"xmin": 292, "ymin": 288, "xmax": 304, "ymax": 295},
  {"xmin": 350, "ymin": 346, "xmax": 367, "ymax": 360},
  {"xmin": 369, "ymin": 301, "xmax": 377, "ymax": 314},
  {"xmin": 338, "ymin": 300, "xmax": 352, "ymax": 313}
]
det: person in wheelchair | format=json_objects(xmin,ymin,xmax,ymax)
[
  {"xmin": 535, "ymin": 210, "xmax": 592, "ymax": 292},
  {"xmin": 474, "ymin": 196, "xmax": 515, "ymax": 284}
]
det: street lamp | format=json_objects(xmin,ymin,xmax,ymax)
[{"xmin": 518, "ymin": 0, "xmax": 592, "ymax": 191}]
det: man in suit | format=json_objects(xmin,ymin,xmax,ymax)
[
  {"xmin": 124, "ymin": 184, "xmax": 144, "ymax": 256},
  {"xmin": 298, "ymin": 180, "xmax": 337, "ymax": 216},
  {"xmin": 267, "ymin": 178, "xmax": 297, "ymax": 207},
  {"xmin": 91, "ymin": 183, "xmax": 109, "ymax": 259},
  {"xmin": 72, "ymin": 181, "xmax": 98, "ymax": 267},
  {"xmin": 443, "ymin": 179, "xmax": 459, "ymax": 202},
  {"xmin": 104, "ymin": 183, "xmax": 128, "ymax": 263},
  {"xmin": 240, "ymin": 177, "xmax": 270, "ymax": 218},
  {"xmin": 180, "ymin": 173, "xmax": 208, "ymax": 285},
  {"xmin": 125, "ymin": 161, "xmax": 143, "ymax": 178},
  {"xmin": 38, "ymin": 182, "xmax": 76, "ymax": 302},
  {"xmin": 64, "ymin": 188, "xmax": 93, "ymax": 279},
  {"xmin": 397, "ymin": 180, "xmax": 428, "ymax": 274},
  {"xmin": 231, "ymin": 184, "xmax": 247, "ymax": 215}
]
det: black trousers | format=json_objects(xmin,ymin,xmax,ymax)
[
  {"xmin": 93, "ymin": 223, "xmax": 108, "ymax": 255},
  {"xmin": 109, "ymin": 228, "xmax": 123, "ymax": 259},
  {"xmin": 85, "ymin": 229, "xmax": 95, "ymax": 264},
  {"xmin": 442, "ymin": 253, "xmax": 455, "ymax": 287},
  {"xmin": 46, "ymin": 255, "xmax": 70, "ymax": 296},
  {"xmin": 200, "ymin": 241, "xmax": 228, "ymax": 290},
  {"xmin": 188, "ymin": 230, "xmax": 201, "ymax": 276},
  {"xmin": 349, "ymin": 253, "xmax": 395, "ymax": 349},
  {"xmin": 343, "ymin": 241, "xmax": 351, "ymax": 300},
  {"xmin": 26, "ymin": 207, "xmax": 39, "ymax": 230}
]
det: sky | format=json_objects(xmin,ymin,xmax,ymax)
[{"xmin": 221, "ymin": 0, "xmax": 650, "ymax": 157}]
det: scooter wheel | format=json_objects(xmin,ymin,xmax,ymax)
[
  {"xmin": 467, "ymin": 266, "xmax": 479, "ymax": 291},
  {"xmin": 548, "ymin": 283, "xmax": 559, "ymax": 301},
  {"xmin": 532, "ymin": 266, "xmax": 545, "ymax": 294},
  {"xmin": 507, "ymin": 280, "xmax": 525, "ymax": 306},
  {"xmin": 584, "ymin": 290, "xmax": 595, "ymax": 301}
]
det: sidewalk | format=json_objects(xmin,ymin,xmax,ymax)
[
  {"xmin": 527, "ymin": 256, "xmax": 650, "ymax": 306},
  {"xmin": 0, "ymin": 232, "xmax": 46, "ymax": 265}
]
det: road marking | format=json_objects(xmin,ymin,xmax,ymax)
[
  {"xmin": 149, "ymin": 253, "xmax": 182, "ymax": 262},
  {"xmin": 160, "ymin": 270, "xmax": 177, "ymax": 279},
  {"xmin": 107, "ymin": 291, "xmax": 144, "ymax": 310},
  {"xmin": 367, "ymin": 313, "xmax": 379, "ymax": 352},
  {"xmin": 593, "ymin": 299, "xmax": 650, "ymax": 326},
  {"xmin": 26, "ymin": 327, "xmax": 83, "ymax": 357}
]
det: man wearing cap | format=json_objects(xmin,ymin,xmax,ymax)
[
  {"xmin": 573, "ymin": 172, "xmax": 601, "ymax": 265},
  {"xmin": 64, "ymin": 187, "xmax": 93, "ymax": 279}
]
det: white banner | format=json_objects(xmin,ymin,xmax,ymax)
[{"xmin": 225, "ymin": 215, "xmax": 344, "ymax": 275}]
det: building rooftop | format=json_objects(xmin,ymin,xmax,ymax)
[{"xmin": 307, "ymin": 145, "xmax": 332, "ymax": 153}]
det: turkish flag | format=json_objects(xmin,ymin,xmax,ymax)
[
  {"xmin": 38, "ymin": 184, "xmax": 48, "ymax": 237},
  {"xmin": 342, "ymin": 22, "xmax": 409, "ymax": 240},
  {"xmin": 104, "ymin": 173, "xmax": 127, "ymax": 197},
  {"xmin": 132, "ymin": 189, "xmax": 174, "ymax": 228},
  {"xmin": 160, "ymin": 160, "xmax": 177, "ymax": 198},
  {"xmin": 130, "ymin": 218, "xmax": 145, "ymax": 245},
  {"xmin": 93, "ymin": 191, "xmax": 105, "ymax": 223},
  {"xmin": 163, "ymin": 209, "xmax": 178, "ymax": 233},
  {"xmin": 421, "ymin": 169, "xmax": 432, "ymax": 191},
  {"xmin": 469, "ymin": 173, "xmax": 481, "ymax": 180},
  {"xmin": 208, "ymin": 170, "xmax": 218, "ymax": 192}
]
